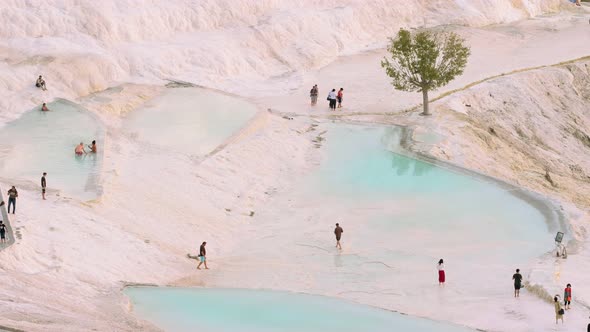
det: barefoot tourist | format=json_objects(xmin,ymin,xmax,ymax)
[
  {"xmin": 41, "ymin": 172, "xmax": 47, "ymax": 200},
  {"xmin": 564, "ymin": 284, "xmax": 572, "ymax": 310},
  {"xmin": 197, "ymin": 241, "xmax": 208, "ymax": 270},
  {"xmin": 554, "ymin": 296, "xmax": 564, "ymax": 324},
  {"xmin": 438, "ymin": 259, "xmax": 445, "ymax": 285},
  {"xmin": 75, "ymin": 142, "xmax": 86, "ymax": 155},
  {"xmin": 334, "ymin": 223, "xmax": 343, "ymax": 250},
  {"xmin": 513, "ymin": 268, "xmax": 522, "ymax": 297},
  {"xmin": 7, "ymin": 186, "xmax": 17, "ymax": 214}
]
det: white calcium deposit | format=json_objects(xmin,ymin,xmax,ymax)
[{"xmin": 0, "ymin": 1, "xmax": 588, "ymax": 331}]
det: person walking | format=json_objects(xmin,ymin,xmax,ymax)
[
  {"xmin": 41, "ymin": 172, "xmax": 47, "ymax": 200},
  {"xmin": 334, "ymin": 223, "xmax": 343, "ymax": 250},
  {"xmin": 327, "ymin": 89, "xmax": 337, "ymax": 110},
  {"xmin": 310, "ymin": 85, "xmax": 318, "ymax": 106},
  {"xmin": 512, "ymin": 268, "xmax": 523, "ymax": 297},
  {"xmin": 554, "ymin": 295, "xmax": 564, "ymax": 324},
  {"xmin": 337, "ymin": 88, "xmax": 344, "ymax": 109},
  {"xmin": 7, "ymin": 186, "xmax": 17, "ymax": 214},
  {"xmin": 437, "ymin": 259, "xmax": 445, "ymax": 285},
  {"xmin": 563, "ymin": 284, "xmax": 572, "ymax": 310},
  {"xmin": 197, "ymin": 241, "xmax": 208, "ymax": 270},
  {"xmin": 0, "ymin": 222, "xmax": 6, "ymax": 243}
]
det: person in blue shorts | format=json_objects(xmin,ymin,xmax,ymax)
[{"xmin": 197, "ymin": 241, "xmax": 208, "ymax": 270}]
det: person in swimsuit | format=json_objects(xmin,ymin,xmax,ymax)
[
  {"xmin": 41, "ymin": 172, "xmax": 47, "ymax": 200},
  {"xmin": 88, "ymin": 140, "xmax": 97, "ymax": 153},
  {"xmin": 512, "ymin": 268, "xmax": 522, "ymax": 297},
  {"xmin": 41, "ymin": 103, "xmax": 49, "ymax": 112},
  {"xmin": 75, "ymin": 142, "xmax": 86, "ymax": 155},
  {"xmin": 334, "ymin": 223, "xmax": 343, "ymax": 250},
  {"xmin": 197, "ymin": 241, "xmax": 208, "ymax": 270}
]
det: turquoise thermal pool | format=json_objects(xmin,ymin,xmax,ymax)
[
  {"xmin": 0, "ymin": 100, "xmax": 103, "ymax": 200},
  {"xmin": 123, "ymin": 88, "xmax": 258, "ymax": 156},
  {"xmin": 125, "ymin": 287, "xmax": 474, "ymax": 332}
]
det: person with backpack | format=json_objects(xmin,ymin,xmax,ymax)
[{"xmin": 554, "ymin": 295, "xmax": 564, "ymax": 324}]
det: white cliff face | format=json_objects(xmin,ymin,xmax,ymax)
[
  {"xmin": 0, "ymin": 1, "xmax": 587, "ymax": 331},
  {"xmin": 0, "ymin": 0, "xmax": 562, "ymax": 122}
]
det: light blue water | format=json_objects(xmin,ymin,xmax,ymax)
[
  {"xmin": 304, "ymin": 125, "xmax": 553, "ymax": 264},
  {"xmin": 0, "ymin": 100, "xmax": 103, "ymax": 200},
  {"xmin": 124, "ymin": 88, "xmax": 258, "ymax": 156},
  {"xmin": 125, "ymin": 287, "xmax": 473, "ymax": 332}
]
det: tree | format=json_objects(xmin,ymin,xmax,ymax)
[{"xmin": 381, "ymin": 29, "xmax": 470, "ymax": 116}]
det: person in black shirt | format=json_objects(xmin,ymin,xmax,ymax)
[
  {"xmin": 512, "ymin": 268, "xmax": 523, "ymax": 298},
  {"xmin": 7, "ymin": 186, "xmax": 17, "ymax": 214},
  {"xmin": 41, "ymin": 172, "xmax": 47, "ymax": 200},
  {"xmin": 334, "ymin": 223, "xmax": 343, "ymax": 250},
  {"xmin": 0, "ymin": 222, "xmax": 6, "ymax": 243},
  {"xmin": 197, "ymin": 241, "xmax": 208, "ymax": 270}
]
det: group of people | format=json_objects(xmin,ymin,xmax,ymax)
[
  {"xmin": 75, "ymin": 141, "xmax": 97, "ymax": 155},
  {"xmin": 309, "ymin": 85, "xmax": 344, "ymax": 110},
  {"xmin": 513, "ymin": 268, "xmax": 575, "ymax": 325}
]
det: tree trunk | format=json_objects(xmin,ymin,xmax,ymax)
[{"xmin": 421, "ymin": 89, "xmax": 430, "ymax": 116}]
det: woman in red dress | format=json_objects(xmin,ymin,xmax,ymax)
[{"xmin": 438, "ymin": 259, "xmax": 445, "ymax": 285}]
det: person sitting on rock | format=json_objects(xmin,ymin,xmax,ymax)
[{"xmin": 36, "ymin": 76, "xmax": 47, "ymax": 90}]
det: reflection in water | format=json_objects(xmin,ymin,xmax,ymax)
[{"xmin": 389, "ymin": 154, "xmax": 433, "ymax": 177}]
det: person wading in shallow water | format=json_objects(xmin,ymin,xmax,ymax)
[
  {"xmin": 197, "ymin": 241, "xmax": 208, "ymax": 270},
  {"xmin": 512, "ymin": 268, "xmax": 523, "ymax": 297},
  {"xmin": 334, "ymin": 223, "xmax": 343, "ymax": 250}
]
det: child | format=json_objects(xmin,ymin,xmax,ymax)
[{"xmin": 564, "ymin": 284, "xmax": 572, "ymax": 309}]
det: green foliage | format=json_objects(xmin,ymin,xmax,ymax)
[{"xmin": 381, "ymin": 29, "xmax": 470, "ymax": 114}]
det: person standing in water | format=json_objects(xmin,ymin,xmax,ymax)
[
  {"xmin": 337, "ymin": 88, "xmax": 344, "ymax": 109},
  {"xmin": 41, "ymin": 172, "xmax": 47, "ymax": 200},
  {"xmin": 41, "ymin": 103, "xmax": 49, "ymax": 112},
  {"xmin": 437, "ymin": 259, "xmax": 445, "ymax": 285},
  {"xmin": 334, "ymin": 223, "xmax": 343, "ymax": 250},
  {"xmin": 310, "ymin": 85, "xmax": 318, "ymax": 106},
  {"xmin": 7, "ymin": 186, "xmax": 17, "ymax": 214},
  {"xmin": 554, "ymin": 295, "xmax": 564, "ymax": 324},
  {"xmin": 328, "ymin": 89, "xmax": 337, "ymax": 110},
  {"xmin": 564, "ymin": 284, "xmax": 572, "ymax": 310},
  {"xmin": 512, "ymin": 268, "xmax": 523, "ymax": 297},
  {"xmin": 197, "ymin": 241, "xmax": 208, "ymax": 270},
  {"xmin": 88, "ymin": 140, "xmax": 97, "ymax": 153},
  {"xmin": 75, "ymin": 142, "xmax": 86, "ymax": 155}
]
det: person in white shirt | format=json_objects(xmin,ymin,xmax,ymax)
[
  {"xmin": 327, "ymin": 89, "xmax": 337, "ymax": 110},
  {"xmin": 438, "ymin": 259, "xmax": 445, "ymax": 285}
]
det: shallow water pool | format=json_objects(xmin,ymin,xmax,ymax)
[
  {"xmin": 125, "ymin": 287, "xmax": 474, "ymax": 332},
  {"xmin": 123, "ymin": 88, "xmax": 258, "ymax": 156},
  {"xmin": 0, "ymin": 100, "xmax": 103, "ymax": 200}
]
